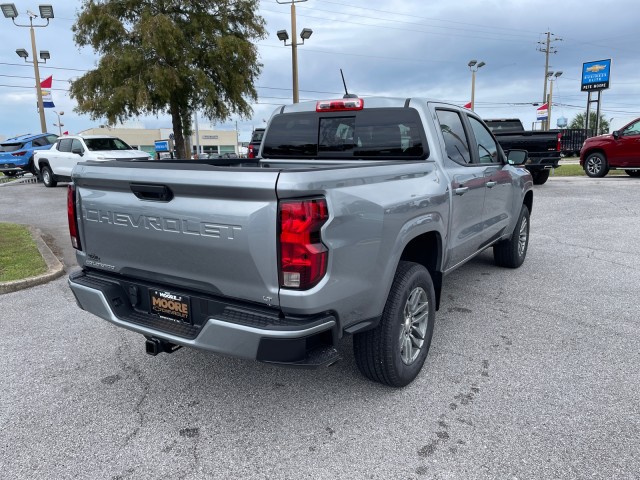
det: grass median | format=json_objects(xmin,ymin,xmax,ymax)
[
  {"xmin": 0, "ymin": 223, "xmax": 48, "ymax": 282},
  {"xmin": 552, "ymin": 164, "xmax": 626, "ymax": 176}
]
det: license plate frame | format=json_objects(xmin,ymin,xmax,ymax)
[{"xmin": 149, "ymin": 288, "xmax": 192, "ymax": 324}]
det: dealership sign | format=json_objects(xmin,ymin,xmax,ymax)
[{"xmin": 581, "ymin": 59, "xmax": 611, "ymax": 91}]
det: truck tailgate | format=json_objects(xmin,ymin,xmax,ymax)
[{"xmin": 73, "ymin": 163, "xmax": 280, "ymax": 307}]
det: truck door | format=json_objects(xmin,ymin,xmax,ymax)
[
  {"xmin": 466, "ymin": 116, "xmax": 513, "ymax": 244},
  {"xmin": 435, "ymin": 109, "xmax": 488, "ymax": 270},
  {"xmin": 613, "ymin": 119, "xmax": 640, "ymax": 166}
]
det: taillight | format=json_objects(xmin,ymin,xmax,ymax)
[
  {"xmin": 316, "ymin": 98, "xmax": 364, "ymax": 112},
  {"xmin": 11, "ymin": 151, "xmax": 26, "ymax": 156},
  {"xmin": 67, "ymin": 184, "xmax": 82, "ymax": 250},
  {"xmin": 279, "ymin": 198, "xmax": 329, "ymax": 289},
  {"xmin": 248, "ymin": 144, "xmax": 255, "ymax": 159},
  {"xmin": 557, "ymin": 132, "xmax": 562, "ymax": 152}
]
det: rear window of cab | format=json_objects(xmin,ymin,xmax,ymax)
[{"xmin": 261, "ymin": 108, "xmax": 429, "ymax": 160}]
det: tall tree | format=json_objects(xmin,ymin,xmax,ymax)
[
  {"xmin": 70, "ymin": 0, "xmax": 266, "ymax": 159},
  {"xmin": 569, "ymin": 112, "xmax": 610, "ymax": 135}
]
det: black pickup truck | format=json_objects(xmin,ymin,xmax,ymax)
[{"xmin": 484, "ymin": 119, "xmax": 561, "ymax": 185}]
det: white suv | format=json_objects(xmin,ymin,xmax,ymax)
[{"xmin": 34, "ymin": 135, "xmax": 151, "ymax": 187}]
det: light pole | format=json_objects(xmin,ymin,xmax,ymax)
[
  {"xmin": 468, "ymin": 60, "xmax": 485, "ymax": 111},
  {"xmin": 276, "ymin": 0, "xmax": 312, "ymax": 103},
  {"xmin": 1, "ymin": 3, "xmax": 54, "ymax": 133},
  {"xmin": 546, "ymin": 71, "xmax": 562, "ymax": 131},
  {"xmin": 53, "ymin": 110, "xmax": 64, "ymax": 136}
]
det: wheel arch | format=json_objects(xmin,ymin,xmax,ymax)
[
  {"xmin": 36, "ymin": 157, "xmax": 51, "ymax": 171},
  {"xmin": 523, "ymin": 190, "xmax": 533, "ymax": 215},
  {"xmin": 399, "ymin": 230, "xmax": 443, "ymax": 310},
  {"xmin": 582, "ymin": 148, "xmax": 607, "ymax": 163}
]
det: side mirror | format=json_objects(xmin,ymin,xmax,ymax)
[
  {"xmin": 71, "ymin": 147, "xmax": 84, "ymax": 156},
  {"xmin": 612, "ymin": 131, "xmax": 620, "ymax": 140},
  {"xmin": 506, "ymin": 149, "xmax": 528, "ymax": 165}
]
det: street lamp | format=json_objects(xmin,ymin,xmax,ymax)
[
  {"xmin": 546, "ymin": 71, "xmax": 562, "ymax": 131},
  {"xmin": 276, "ymin": 0, "xmax": 313, "ymax": 103},
  {"xmin": 468, "ymin": 60, "xmax": 486, "ymax": 111},
  {"xmin": 1, "ymin": 3, "xmax": 55, "ymax": 133},
  {"xmin": 53, "ymin": 110, "xmax": 64, "ymax": 136}
]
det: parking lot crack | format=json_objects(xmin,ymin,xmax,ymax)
[{"xmin": 114, "ymin": 339, "xmax": 151, "ymax": 449}]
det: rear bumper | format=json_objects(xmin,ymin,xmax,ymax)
[
  {"xmin": 525, "ymin": 156, "xmax": 561, "ymax": 170},
  {"xmin": 68, "ymin": 270, "xmax": 338, "ymax": 365},
  {"xmin": 0, "ymin": 162, "xmax": 23, "ymax": 173}
]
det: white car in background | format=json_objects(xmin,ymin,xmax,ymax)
[{"xmin": 34, "ymin": 135, "xmax": 151, "ymax": 187}]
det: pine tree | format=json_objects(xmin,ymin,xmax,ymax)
[{"xmin": 70, "ymin": 0, "xmax": 266, "ymax": 159}]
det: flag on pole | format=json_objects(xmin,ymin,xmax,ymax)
[
  {"xmin": 40, "ymin": 75, "xmax": 55, "ymax": 108},
  {"xmin": 463, "ymin": 102, "xmax": 472, "ymax": 109},
  {"xmin": 536, "ymin": 103, "xmax": 548, "ymax": 120}
]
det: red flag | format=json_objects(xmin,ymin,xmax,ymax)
[
  {"xmin": 463, "ymin": 102, "xmax": 472, "ymax": 109},
  {"xmin": 40, "ymin": 75, "xmax": 53, "ymax": 88},
  {"xmin": 62, "ymin": 131, "xmax": 69, "ymax": 135}
]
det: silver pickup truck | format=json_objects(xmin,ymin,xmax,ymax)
[{"xmin": 68, "ymin": 97, "xmax": 533, "ymax": 387}]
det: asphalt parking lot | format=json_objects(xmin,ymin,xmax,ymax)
[{"xmin": 1, "ymin": 175, "xmax": 639, "ymax": 479}]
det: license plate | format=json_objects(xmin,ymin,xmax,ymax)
[{"xmin": 149, "ymin": 289, "xmax": 191, "ymax": 324}]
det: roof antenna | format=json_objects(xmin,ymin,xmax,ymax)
[{"xmin": 340, "ymin": 69, "xmax": 358, "ymax": 99}]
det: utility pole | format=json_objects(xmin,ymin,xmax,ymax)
[{"xmin": 537, "ymin": 31, "xmax": 562, "ymax": 130}]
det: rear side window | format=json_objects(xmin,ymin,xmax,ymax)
[
  {"xmin": 58, "ymin": 138, "xmax": 72, "ymax": 152},
  {"xmin": 436, "ymin": 110, "xmax": 471, "ymax": 165},
  {"xmin": 262, "ymin": 108, "xmax": 428, "ymax": 159},
  {"xmin": 32, "ymin": 137, "xmax": 48, "ymax": 147}
]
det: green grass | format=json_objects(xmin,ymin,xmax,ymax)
[
  {"xmin": 0, "ymin": 223, "xmax": 48, "ymax": 282},
  {"xmin": 553, "ymin": 164, "xmax": 626, "ymax": 176}
]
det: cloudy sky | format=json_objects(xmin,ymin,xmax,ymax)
[{"xmin": 0, "ymin": 0, "xmax": 638, "ymax": 142}]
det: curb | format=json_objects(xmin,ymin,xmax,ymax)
[
  {"xmin": 0, "ymin": 174, "xmax": 39, "ymax": 187},
  {"xmin": 0, "ymin": 226, "xmax": 65, "ymax": 294}
]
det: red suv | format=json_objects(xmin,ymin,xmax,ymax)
[{"xmin": 580, "ymin": 117, "xmax": 640, "ymax": 178}]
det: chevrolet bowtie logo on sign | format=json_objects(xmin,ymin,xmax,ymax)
[
  {"xmin": 586, "ymin": 64, "xmax": 607, "ymax": 73},
  {"xmin": 581, "ymin": 59, "xmax": 611, "ymax": 92}
]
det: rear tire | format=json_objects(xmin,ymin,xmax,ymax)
[
  {"xmin": 584, "ymin": 153, "xmax": 608, "ymax": 178},
  {"xmin": 41, "ymin": 165, "xmax": 57, "ymax": 188},
  {"xmin": 353, "ymin": 261, "xmax": 436, "ymax": 388},
  {"xmin": 531, "ymin": 170, "xmax": 550, "ymax": 185},
  {"xmin": 494, "ymin": 204, "xmax": 530, "ymax": 268},
  {"xmin": 626, "ymin": 170, "xmax": 640, "ymax": 177}
]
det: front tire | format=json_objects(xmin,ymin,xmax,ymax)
[
  {"xmin": 584, "ymin": 153, "xmax": 609, "ymax": 178},
  {"xmin": 494, "ymin": 204, "xmax": 530, "ymax": 268},
  {"xmin": 531, "ymin": 170, "xmax": 550, "ymax": 185},
  {"xmin": 353, "ymin": 261, "xmax": 436, "ymax": 388},
  {"xmin": 41, "ymin": 166, "xmax": 57, "ymax": 187},
  {"xmin": 626, "ymin": 170, "xmax": 640, "ymax": 177}
]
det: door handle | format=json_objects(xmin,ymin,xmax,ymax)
[
  {"xmin": 486, "ymin": 181, "xmax": 497, "ymax": 188},
  {"xmin": 454, "ymin": 187, "xmax": 469, "ymax": 195}
]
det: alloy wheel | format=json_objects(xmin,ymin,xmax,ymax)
[{"xmin": 399, "ymin": 287, "xmax": 429, "ymax": 365}]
